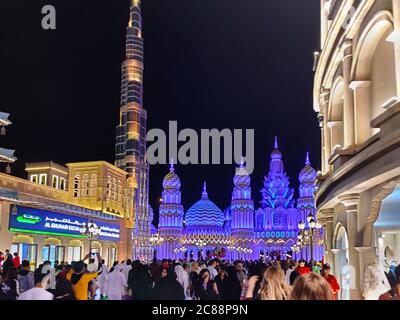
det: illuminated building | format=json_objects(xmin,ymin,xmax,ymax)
[
  {"xmin": 155, "ymin": 139, "xmax": 323, "ymax": 261},
  {"xmin": 0, "ymin": 161, "xmax": 129, "ymax": 269},
  {"xmin": 314, "ymin": 0, "xmax": 400, "ymax": 299},
  {"xmin": 0, "ymin": 112, "xmax": 16, "ymax": 173},
  {"xmin": 115, "ymin": 0, "xmax": 152, "ymax": 261}
]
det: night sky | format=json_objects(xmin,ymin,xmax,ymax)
[{"xmin": 0, "ymin": 0, "xmax": 321, "ymax": 224}]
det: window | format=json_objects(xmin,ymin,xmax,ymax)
[
  {"xmin": 52, "ymin": 175, "xmax": 59, "ymax": 189},
  {"xmin": 30, "ymin": 175, "xmax": 38, "ymax": 183},
  {"xmin": 106, "ymin": 176, "xmax": 112, "ymax": 198},
  {"xmin": 90, "ymin": 174, "xmax": 97, "ymax": 197},
  {"xmin": 39, "ymin": 174, "xmax": 47, "ymax": 186},
  {"xmin": 117, "ymin": 180, "xmax": 122, "ymax": 203},
  {"xmin": 67, "ymin": 246, "xmax": 81, "ymax": 263},
  {"xmin": 82, "ymin": 174, "xmax": 89, "ymax": 197},
  {"xmin": 112, "ymin": 178, "xmax": 117, "ymax": 200},
  {"xmin": 60, "ymin": 178, "xmax": 66, "ymax": 191},
  {"xmin": 73, "ymin": 175, "xmax": 80, "ymax": 198}
]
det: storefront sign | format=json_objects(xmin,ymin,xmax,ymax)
[{"xmin": 9, "ymin": 206, "xmax": 120, "ymax": 241}]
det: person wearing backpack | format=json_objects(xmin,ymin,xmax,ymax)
[{"xmin": 17, "ymin": 260, "xmax": 34, "ymax": 294}]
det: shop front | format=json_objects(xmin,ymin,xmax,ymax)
[{"xmin": 7, "ymin": 205, "xmax": 121, "ymax": 266}]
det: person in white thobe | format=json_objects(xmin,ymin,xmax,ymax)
[
  {"xmin": 175, "ymin": 265, "xmax": 190, "ymax": 300},
  {"xmin": 98, "ymin": 261, "xmax": 109, "ymax": 297},
  {"xmin": 121, "ymin": 261, "xmax": 132, "ymax": 299},
  {"xmin": 106, "ymin": 269, "xmax": 127, "ymax": 300}
]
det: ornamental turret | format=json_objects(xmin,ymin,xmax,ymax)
[
  {"xmin": 297, "ymin": 152, "xmax": 317, "ymax": 225},
  {"xmin": 260, "ymin": 136, "xmax": 295, "ymax": 210},
  {"xmin": 230, "ymin": 158, "xmax": 255, "ymax": 260},
  {"xmin": 158, "ymin": 160, "xmax": 184, "ymax": 259}
]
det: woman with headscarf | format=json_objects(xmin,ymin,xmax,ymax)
[
  {"xmin": 152, "ymin": 268, "xmax": 185, "ymax": 300},
  {"xmin": 216, "ymin": 266, "xmax": 242, "ymax": 300},
  {"xmin": 175, "ymin": 264, "xmax": 190, "ymax": 299},
  {"xmin": 194, "ymin": 269, "xmax": 219, "ymax": 300},
  {"xmin": 129, "ymin": 262, "xmax": 153, "ymax": 300},
  {"xmin": 1, "ymin": 254, "xmax": 14, "ymax": 276}
]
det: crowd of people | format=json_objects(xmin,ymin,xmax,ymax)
[{"xmin": 0, "ymin": 250, "xmax": 399, "ymax": 300}]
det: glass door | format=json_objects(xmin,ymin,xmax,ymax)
[
  {"xmin": 56, "ymin": 246, "xmax": 65, "ymax": 263},
  {"xmin": 67, "ymin": 246, "xmax": 82, "ymax": 263},
  {"xmin": 11, "ymin": 243, "xmax": 37, "ymax": 270}
]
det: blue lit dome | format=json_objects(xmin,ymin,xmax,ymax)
[
  {"xmin": 162, "ymin": 162, "xmax": 181, "ymax": 190},
  {"xmin": 299, "ymin": 153, "xmax": 317, "ymax": 183},
  {"xmin": 185, "ymin": 182, "xmax": 225, "ymax": 229}
]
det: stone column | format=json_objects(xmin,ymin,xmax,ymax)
[
  {"xmin": 391, "ymin": 0, "xmax": 400, "ymax": 96},
  {"xmin": 318, "ymin": 114, "xmax": 326, "ymax": 174},
  {"xmin": 349, "ymin": 81, "xmax": 371, "ymax": 145},
  {"xmin": 327, "ymin": 121, "xmax": 344, "ymax": 151},
  {"xmin": 342, "ymin": 39, "xmax": 355, "ymax": 148},
  {"xmin": 321, "ymin": 90, "xmax": 332, "ymax": 173},
  {"xmin": 339, "ymin": 194, "xmax": 362, "ymax": 300},
  {"xmin": 318, "ymin": 208, "xmax": 334, "ymax": 268},
  {"xmin": 320, "ymin": 0, "xmax": 328, "ymax": 48}
]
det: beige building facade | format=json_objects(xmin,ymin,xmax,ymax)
[
  {"xmin": 314, "ymin": 0, "xmax": 400, "ymax": 299},
  {"xmin": 0, "ymin": 161, "xmax": 132, "ymax": 270}
]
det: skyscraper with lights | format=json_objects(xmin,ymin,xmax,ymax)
[{"xmin": 115, "ymin": 0, "xmax": 152, "ymax": 261}]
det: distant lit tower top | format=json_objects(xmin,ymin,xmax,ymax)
[
  {"xmin": 0, "ymin": 112, "xmax": 17, "ymax": 174},
  {"xmin": 260, "ymin": 136, "xmax": 295, "ymax": 209},
  {"xmin": 297, "ymin": 152, "xmax": 317, "ymax": 217}
]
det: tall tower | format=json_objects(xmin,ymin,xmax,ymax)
[
  {"xmin": 115, "ymin": 0, "xmax": 151, "ymax": 261},
  {"xmin": 158, "ymin": 161, "xmax": 184, "ymax": 259},
  {"xmin": 230, "ymin": 159, "xmax": 255, "ymax": 260}
]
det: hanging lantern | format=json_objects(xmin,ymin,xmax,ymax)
[
  {"xmin": 0, "ymin": 126, "xmax": 5, "ymax": 136},
  {"xmin": 6, "ymin": 163, "xmax": 11, "ymax": 174}
]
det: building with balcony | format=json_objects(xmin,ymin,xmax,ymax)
[{"xmin": 314, "ymin": 0, "xmax": 400, "ymax": 299}]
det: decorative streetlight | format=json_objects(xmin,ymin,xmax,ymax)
[
  {"xmin": 150, "ymin": 233, "xmax": 164, "ymax": 260},
  {"xmin": 81, "ymin": 220, "xmax": 101, "ymax": 256},
  {"xmin": 298, "ymin": 215, "xmax": 322, "ymax": 261}
]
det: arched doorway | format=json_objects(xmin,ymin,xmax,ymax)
[
  {"xmin": 374, "ymin": 183, "xmax": 400, "ymax": 283},
  {"xmin": 334, "ymin": 225, "xmax": 350, "ymax": 300}
]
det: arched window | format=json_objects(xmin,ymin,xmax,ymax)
[
  {"xmin": 90, "ymin": 174, "xmax": 97, "ymax": 197},
  {"xmin": 73, "ymin": 175, "xmax": 80, "ymax": 198}
]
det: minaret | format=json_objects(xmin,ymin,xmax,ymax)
[
  {"xmin": 158, "ymin": 160, "xmax": 184, "ymax": 259},
  {"xmin": 231, "ymin": 158, "xmax": 255, "ymax": 260},
  {"xmin": 115, "ymin": 0, "xmax": 151, "ymax": 261},
  {"xmin": 297, "ymin": 152, "xmax": 317, "ymax": 225},
  {"xmin": 297, "ymin": 152, "xmax": 323, "ymax": 261}
]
